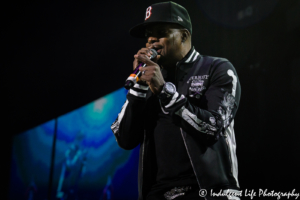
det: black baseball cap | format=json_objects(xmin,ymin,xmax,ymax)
[{"xmin": 129, "ymin": 1, "xmax": 192, "ymax": 38}]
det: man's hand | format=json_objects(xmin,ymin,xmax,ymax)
[
  {"xmin": 133, "ymin": 48, "xmax": 160, "ymax": 70},
  {"xmin": 134, "ymin": 51, "xmax": 165, "ymax": 95}
]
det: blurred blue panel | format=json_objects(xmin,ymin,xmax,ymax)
[
  {"xmin": 52, "ymin": 88, "xmax": 139, "ymax": 200},
  {"xmin": 9, "ymin": 119, "xmax": 55, "ymax": 200}
]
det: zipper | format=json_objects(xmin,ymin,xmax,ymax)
[
  {"xmin": 180, "ymin": 128, "xmax": 207, "ymax": 200},
  {"xmin": 141, "ymin": 130, "xmax": 146, "ymax": 198},
  {"xmin": 142, "ymin": 130, "xmax": 146, "ymax": 171},
  {"xmin": 175, "ymin": 64, "xmax": 178, "ymax": 88}
]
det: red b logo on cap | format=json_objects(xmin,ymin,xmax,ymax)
[{"xmin": 145, "ymin": 6, "xmax": 152, "ymax": 20}]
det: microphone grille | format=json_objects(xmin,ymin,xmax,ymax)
[{"xmin": 150, "ymin": 49, "xmax": 158, "ymax": 59}]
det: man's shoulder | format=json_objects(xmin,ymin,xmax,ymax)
[
  {"xmin": 191, "ymin": 55, "xmax": 232, "ymax": 72},
  {"xmin": 190, "ymin": 55, "xmax": 238, "ymax": 79},
  {"xmin": 200, "ymin": 55, "xmax": 230, "ymax": 66}
]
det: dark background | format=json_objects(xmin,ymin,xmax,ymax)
[{"xmin": 2, "ymin": 0, "xmax": 300, "ymax": 198}]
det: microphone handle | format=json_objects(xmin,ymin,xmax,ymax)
[
  {"xmin": 124, "ymin": 49, "xmax": 157, "ymax": 90},
  {"xmin": 124, "ymin": 63, "xmax": 146, "ymax": 90}
]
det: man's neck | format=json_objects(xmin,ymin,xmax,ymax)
[
  {"xmin": 180, "ymin": 45, "xmax": 192, "ymax": 61},
  {"xmin": 162, "ymin": 45, "xmax": 192, "ymax": 68}
]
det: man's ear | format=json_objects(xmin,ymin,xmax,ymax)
[{"xmin": 181, "ymin": 29, "xmax": 190, "ymax": 43}]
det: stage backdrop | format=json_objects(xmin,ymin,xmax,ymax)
[{"xmin": 9, "ymin": 88, "xmax": 139, "ymax": 200}]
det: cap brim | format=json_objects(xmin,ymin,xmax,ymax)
[
  {"xmin": 129, "ymin": 22, "xmax": 149, "ymax": 38},
  {"xmin": 129, "ymin": 21, "xmax": 181, "ymax": 38}
]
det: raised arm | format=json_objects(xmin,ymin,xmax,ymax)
[{"xmin": 159, "ymin": 61, "xmax": 241, "ymax": 144}]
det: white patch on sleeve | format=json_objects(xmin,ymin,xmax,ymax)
[
  {"xmin": 175, "ymin": 106, "xmax": 216, "ymax": 135},
  {"xmin": 111, "ymin": 100, "xmax": 129, "ymax": 134},
  {"xmin": 133, "ymin": 84, "xmax": 149, "ymax": 90},
  {"xmin": 227, "ymin": 69, "xmax": 237, "ymax": 97},
  {"xmin": 225, "ymin": 120, "xmax": 240, "ymax": 188},
  {"xmin": 129, "ymin": 89, "xmax": 147, "ymax": 98},
  {"xmin": 165, "ymin": 92, "xmax": 179, "ymax": 108},
  {"xmin": 118, "ymin": 100, "xmax": 129, "ymax": 124},
  {"xmin": 175, "ymin": 106, "xmax": 203, "ymax": 131},
  {"xmin": 175, "ymin": 94, "xmax": 185, "ymax": 103}
]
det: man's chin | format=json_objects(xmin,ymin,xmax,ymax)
[
  {"xmin": 157, "ymin": 55, "xmax": 166, "ymax": 65},
  {"xmin": 157, "ymin": 56, "xmax": 177, "ymax": 68}
]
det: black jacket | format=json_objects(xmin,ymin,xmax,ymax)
[{"xmin": 111, "ymin": 47, "xmax": 241, "ymax": 200}]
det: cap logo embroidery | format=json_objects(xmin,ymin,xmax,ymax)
[
  {"xmin": 145, "ymin": 6, "xmax": 152, "ymax": 20},
  {"xmin": 178, "ymin": 16, "xmax": 183, "ymax": 21}
]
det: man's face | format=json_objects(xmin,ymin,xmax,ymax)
[{"xmin": 145, "ymin": 23, "xmax": 184, "ymax": 66}]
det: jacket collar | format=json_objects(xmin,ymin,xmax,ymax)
[
  {"xmin": 177, "ymin": 46, "xmax": 200, "ymax": 66},
  {"xmin": 161, "ymin": 47, "xmax": 201, "ymax": 83},
  {"xmin": 176, "ymin": 47, "xmax": 201, "ymax": 81}
]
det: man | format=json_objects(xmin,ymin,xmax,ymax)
[{"xmin": 111, "ymin": 2, "xmax": 241, "ymax": 200}]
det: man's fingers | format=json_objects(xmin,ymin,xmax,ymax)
[
  {"xmin": 139, "ymin": 66, "xmax": 151, "ymax": 81},
  {"xmin": 140, "ymin": 74, "xmax": 152, "ymax": 82},
  {"xmin": 133, "ymin": 57, "xmax": 141, "ymax": 70},
  {"xmin": 138, "ymin": 65, "xmax": 158, "ymax": 73},
  {"xmin": 133, "ymin": 47, "xmax": 156, "ymax": 71},
  {"xmin": 134, "ymin": 54, "xmax": 156, "ymax": 65},
  {"xmin": 136, "ymin": 48, "xmax": 152, "ymax": 58}
]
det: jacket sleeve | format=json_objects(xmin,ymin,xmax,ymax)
[
  {"xmin": 111, "ymin": 82, "xmax": 149, "ymax": 150},
  {"xmin": 159, "ymin": 61, "xmax": 241, "ymax": 143}
]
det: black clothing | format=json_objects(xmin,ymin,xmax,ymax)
[
  {"xmin": 146, "ymin": 184, "xmax": 200, "ymax": 200},
  {"xmin": 146, "ymin": 187, "xmax": 238, "ymax": 200},
  {"xmin": 152, "ymin": 68, "xmax": 198, "ymax": 192},
  {"xmin": 153, "ymin": 110, "xmax": 195, "ymax": 182},
  {"xmin": 111, "ymin": 47, "xmax": 241, "ymax": 200}
]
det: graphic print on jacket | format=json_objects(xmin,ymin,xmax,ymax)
[{"xmin": 187, "ymin": 75, "xmax": 209, "ymax": 99}]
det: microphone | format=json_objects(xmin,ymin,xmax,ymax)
[{"xmin": 124, "ymin": 49, "xmax": 158, "ymax": 90}]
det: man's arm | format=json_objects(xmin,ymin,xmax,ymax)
[
  {"xmin": 111, "ymin": 48, "xmax": 157, "ymax": 150},
  {"xmin": 111, "ymin": 82, "xmax": 148, "ymax": 150},
  {"xmin": 124, "ymin": 52, "xmax": 240, "ymax": 145},
  {"xmin": 160, "ymin": 61, "xmax": 241, "ymax": 143}
]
